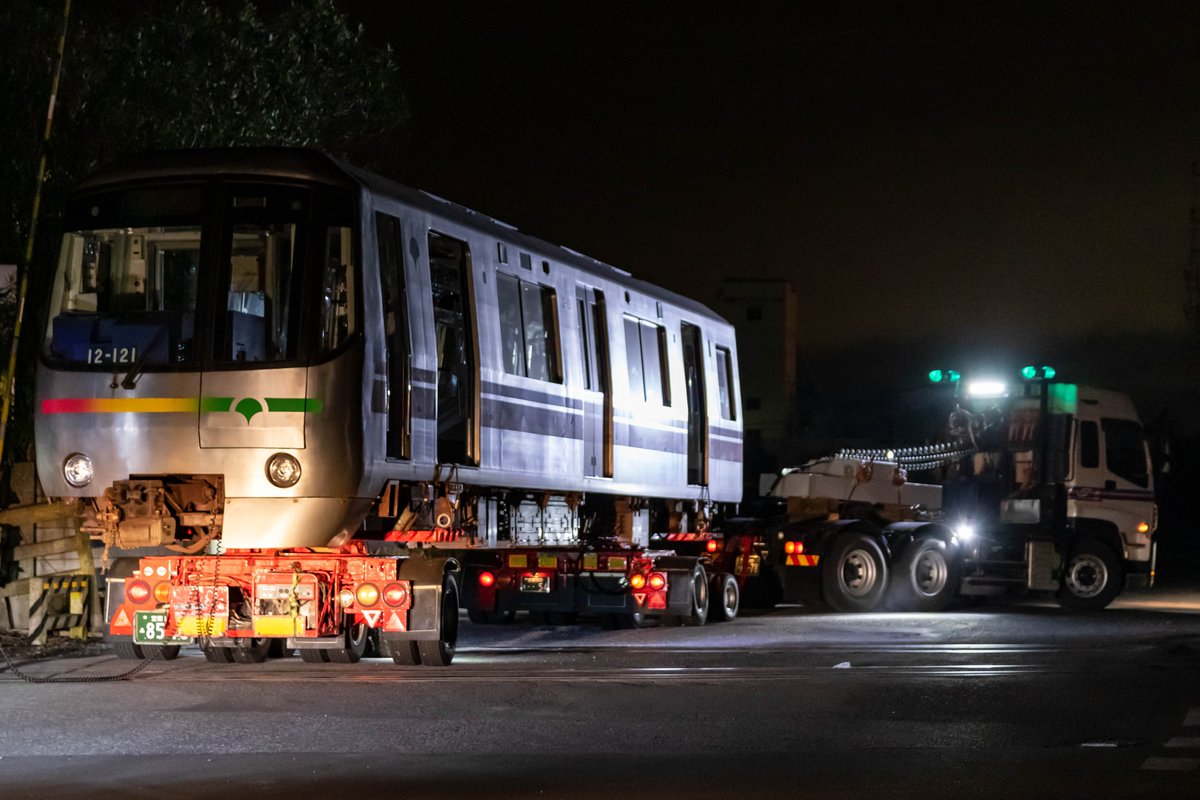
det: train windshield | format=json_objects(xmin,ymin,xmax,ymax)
[
  {"xmin": 44, "ymin": 185, "xmax": 205, "ymax": 369},
  {"xmin": 43, "ymin": 182, "xmax": 358, "ymax": 370}
]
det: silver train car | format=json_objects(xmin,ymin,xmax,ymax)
[{"xmin": 35, "ymin": 149, "xmax": 743, "ymax": 555}]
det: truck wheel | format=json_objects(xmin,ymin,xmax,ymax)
[
  {"xmin": 112, "ymin": 639, "xmax": 145, "ymax": 660},
  {"xmin": 326, "ymin": 621, "xmax": 369, "ymax": 664},
  {"xmin": 299, "ymin": 648, "xmax": 330, "ymax": 663},
  {"xmin": 710, "ymin": 573, "xmax": 739, "ymax": 622},
  {"xmin": 231, "ymin": 637, "xmax": 271, "ymax": 664},
  {"xmin": 382, "ymin": 637, "xmax": 420, "ymax": 665},
  {"xmin": 680, "ymin": 564, "xmax": 710, "ymax": 626},
  {"xmin": 144, "ymin": 644, "xmax": 182, "ymax": 661},
  {"xmin": 417, "ymin": 578, "xmax": 459, "ymax": 667},
  {"xmin": 822, "ymin": 532, "xmax": 888, "ymax": 612},
  {"xmin": 203, "ymin": 645, "xmax": 236, "ymax": 663},
  {"xmin": 889, "ymin": 538, "xmax": 959, "ymax": 612},
  {"xmin": 1057, "ymin": 539, "xmax": 1123, "ymax": 611}
]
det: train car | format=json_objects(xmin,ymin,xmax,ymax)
[{"xmin": 35, "ymin": 148, "xmax": 744, "ymax": 663}]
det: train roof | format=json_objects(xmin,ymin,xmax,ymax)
[{"xmin": 73, "ymin": 147, "xmax": 732, "ymax": 327}]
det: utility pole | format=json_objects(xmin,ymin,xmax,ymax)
[
  {"xmin": 0, "ymin": 0, "xmax": 72, "ymax": 465},
  {"xmin": 1186, "ymin": 161, "xmax": 1200, "ymax": 334}
]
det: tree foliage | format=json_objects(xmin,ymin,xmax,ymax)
[{"xmin": 0, "ymin": 0, "xmax": 406, "ymax": 463}]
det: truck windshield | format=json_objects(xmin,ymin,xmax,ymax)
[{"xmin": 44, "ymin": 225, "xmax": 201, "ymax": 368}]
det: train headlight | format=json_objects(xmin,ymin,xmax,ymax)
[
  {"xmin": 265, "ymin": 453, "xmax": 301, "ymax": 488},
  {"xmin": 63, "ymin": 453, "xmax": 93, "ymax": 488}
]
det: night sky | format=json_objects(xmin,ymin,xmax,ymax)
[{"xmin": 350, "ymin": 1, "xmax": 1200, "ymax": 360}]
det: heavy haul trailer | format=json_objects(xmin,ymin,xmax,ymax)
[
  {"xmin": 747, "ymin": 375, "xmax": 1158, "ymax": 613},
  {"xmin": 36, "ymin": 148, "xmax": 742, "ymax": 664}
]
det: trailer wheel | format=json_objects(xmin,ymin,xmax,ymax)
[
  {"xmin": 823, "ymin": 532, "xmax": 889, "ymax": 612},
  {"xmin": 144, "ymin": 644, "xmax": 181, "ymax": 661},
  {"xmin": 888, "ymin": 538, "xmax": 959, "ymax": 612},
  {"xmin": 299, "ymin": 648, "xmax": 330, "ymax": 663},
  {"xmin": 417, "ymin": 577, "xmax": 458, "ymax": 667},
  {"xmin": 231, "ymin": 637, "xmax": 271, "ymax": 664},
  {"xmin": 680, "ymin": 564, "xmax": 710, "ymax": 626},
  {"xmin": 112, "ymin": 639, "xmax": 145, "ymax": 660},
  {"xmin": 1057, "ymin": 539, "xmax": 1123, "ymax": 611},
  {"xmin": 326, "ymin": 621, "xmax": 369, "ymax": 664},
  {"xmin": 710, "ymin": 573, "xmax": 740, "ymax": 622},
  {"xmin": 203, "ymin": 645, "xmax": 236, "ymax": 664},
  {"xmin": 382, "ymin": 637, "xmax": 420, "ymax": 665}
]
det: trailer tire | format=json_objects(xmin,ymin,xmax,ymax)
[
  {"xmin": 112, "ymin": 639, "xmax": 145, "ymax": 660},
  {"xmin": 888, "ymin": 537, "xmax": 959, "ymax": 612},
  {"xmin": 1057, "ymin": 538, "xmax": 1123, "ymax": 611},
  {"xmin": 416, "ymin": 578, "xmax": 458, "ymax": 667},
  {"xmin": 228, "ymin": 637, "xmax": 270, "ymax": 664},
  {"xmin": 144, "ymin": 644, "xmax": 181, "ymax": 661},
  {"xmin": 680, "ymin": 564, "xmax": 710, "ymax": 626},
  {"xmin": 822, "ymin": 531, "xmax": 889, "ymax": 612},
  {"xmin": 203, "ymin": 645, "xmax": 236, "ymax": 663},
  {"xmin": 382, "ymin": 637, "xmax": 420, "ymax": 665},
  {"xmin": 710, "ymin": 573, "xmax": 739, "ymax": 622},
  {"xmin": 299, "ymin": 647, "xmax": 330, "ymax": 664},
  {"xmin": 326, "ymin": 621, "xmax": 369, "ymax": 664}
]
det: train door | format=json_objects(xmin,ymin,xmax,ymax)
[
  {"xmin": 576, "ymin": 285, "xmax": 612, "ymax": 477},
  {"xmin": 428, "ymin": 231, "xmax": 479, "ymax": 466},
  {"xmin": 376, "ymin": 212, "xmax": 410, "ymax": 459},
  {"xmin": 681, "ymin": 322, "xmax": 708, "ymax": 486}
]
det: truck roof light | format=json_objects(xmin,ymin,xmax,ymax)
[
  {"xmin": 929, "ymin": 369, "xmax": 961, "ymax": 384},
  {"xmin": 966, "ymin": 380, "xmax": 1007, "ymax": 398}
]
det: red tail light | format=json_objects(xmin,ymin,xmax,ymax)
[
  {"xmin": 383, "ymin": 583, "xmax": 408, "ymax": 607},
  {"xmin": 706, "ymin": 540, "xmax": 718, "ymax": 553},
  {"xmin": 126, "ymin": 580, "xmax": 151, "ymax": 604},
  {"xmin": 629, "ymin": 573, "xmax": 647, "ymax": 590},
  {"xmin": 785, "ymin": 541, "xmax": 804, "ymax": 555},
  {"xmin": 648, "ymin": 573, "xmax": 666, "ymax": 590},
  {"xmin": 478, "ymin": 571, "xmax": 496, "ymax": 588}
]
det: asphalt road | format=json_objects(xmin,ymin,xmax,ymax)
[{"xmin": 3, "ymin": 586, "xmax": 1200, "ymax": 800}]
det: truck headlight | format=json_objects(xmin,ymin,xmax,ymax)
[
  {"xmin": 63, "ymin": 453, "xmax": 93, "ymax": 488},
  {"xmin": 265, "ymin": 453, "xmax": 301, "ymax": 488}
]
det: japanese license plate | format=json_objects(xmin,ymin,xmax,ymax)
[
  {"xmin": 520, "ymin": 574, "xmax": 551, "ymax": 593},
  {"xmin": 132, "ymin": 610, "xmax": 189, "ymax": 645}
]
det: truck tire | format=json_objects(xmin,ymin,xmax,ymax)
[
  {"xmin": 326, "ymin": 621, "xmax": 369, "ymax": 664},
  {"xmin": 822, "ymin": 531, "xmax": 889, "ymax": 612},
  {"xmin": 888, "ymin": 537, "xmax": 959, "ymax": 612},
  {"xmin": 417, "ymin": 578, "xmax": 459, "ymax": 666},
  {"xmin": 144, "ymin": 644, "xmax": 181, "ymax": 661},
  {"xmin": 680, "ymin": 563, "xmax": 710, "ymax": 626},
  {"xmin": 710, "ymin": 573, "xmax": 739, "ymax": 622},
  {"xmin": 381, "ymin": 636, "xmax": 420, "ymax": 665},
  {"xmin": 203, "ymin": 645, "xmax": 236, "ymax": 663},
  {"xmin": 299, "ymin": 648, "xmax": 330, "ymax": 663},
  {"xmin": 1057, "ymin": 538, "xmax": 1123, "ymax": 611},
  {"xmin": 112, "ymin": 639, "xmax": 145, "ymax": 660},
  {"xmin": 231, "ymin": 638, "xmax": 271, "ymax": 664}
]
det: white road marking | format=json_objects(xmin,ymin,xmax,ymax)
[
  {"xmin": 1140, "ymin": 757, "xmax": 1200, "ymax": 771},
  {"xmin": 1185, "ymin": 708, "xmax": 1200, "ymax": 727}
]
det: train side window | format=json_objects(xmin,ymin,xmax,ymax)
[
  {"xmin": 1103, "ymin": 418, "xmax": 1149, "ymax": 488},
  {"xmin": 496, "ymin": 273, "xmax": 560, "ymax": 383},
  {"xmin": 623, "ymin": 315, "xmax": 669, "ymax": 406},
  {"xmin": 1079, "ymin": 421, "xmax": 1099, "ymax": 469},
  {"xmin": 318, "ymin": 226, "xmax": 357, "ymax": 354},
  {"xmin": 716, "ymin": 345, "xmax": 736, "ymax": 421},
  {"xmin": 375, "ymin": 212, "xmax": 411, "ymax": 459}
]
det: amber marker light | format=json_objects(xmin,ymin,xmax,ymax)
[
  {"xmin": 153, "ymin": 582, "xmax": 171, "ymax": 603},
  {"xmin": 785, "ymin": 541, "xmax": 804, "ymax": 555},
  {"xmin": 356, "ymin": 583, "xmax": 380, "ymax": 607},
  {"xmin": 629, "ymin": 573, "xmax": 647, "ymax": 590},
  {"xmin": 1137, "ymin": 522, "xmax": 1150, "ymax": 534}
]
